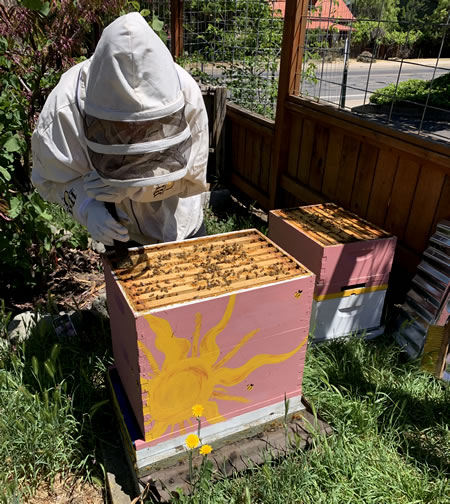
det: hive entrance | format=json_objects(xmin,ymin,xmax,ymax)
[
  {"xmin": 109, "ymin": 230, "xmax": 308, "ymax": 312},
  {"xmin": 274, "ymin": 203, "xmax": 391, "ymax": 246}
]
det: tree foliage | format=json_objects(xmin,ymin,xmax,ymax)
[
  {"xmin": 181, "ymin": 0, "xmax": 284, "ymax": 117},
  {"xmin": 350, "ymin": 0, "xmax": 449, "ymax": 57},
  {"xmin": 0, "ymin": 0, "xmax": 125, "ymax": 297}
]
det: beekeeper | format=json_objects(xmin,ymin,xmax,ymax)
[{"xmin": 31, "ymin": 12, "xmax": 208, "ymax": 246}]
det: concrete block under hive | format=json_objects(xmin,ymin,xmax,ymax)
[
  {"xmin": 268, "ymin": 204, "xmax": 396, "ymax": 341},
  {"xmin": 103, "ymin": 229, "xmax": 315, "ymax": 469}
]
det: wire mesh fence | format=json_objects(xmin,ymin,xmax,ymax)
[
  {"xmin": 296, "ymin": 0, "xmax": 450, "ymax": 143},
  {"xmin": 180, "ymin": 0, "xmax": 285, "ymax": 119}
]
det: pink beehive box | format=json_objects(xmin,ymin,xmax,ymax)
[
  {"xmin": 103, "ymin": 229, "xmax": 315, "ymax": 470},
  {"xmin": 268, "ymin": 203, "xmax": 397, "ymax": 297}
]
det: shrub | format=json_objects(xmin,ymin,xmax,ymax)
[
  {"xmin": 0, "ymin": 1, "xmax": 125, "ymax": 298},
  {"xmin": 369, "ymin": 72, "xmax": 450, "ymax": 110}
]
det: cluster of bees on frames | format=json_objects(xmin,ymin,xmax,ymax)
[
  {"xmin": 117, "ymin": 235, "xmax": 300, "ymax": 309},
  {"xmin": 295, "ymin": 205, "xmax": 376, "ymax": 244}
]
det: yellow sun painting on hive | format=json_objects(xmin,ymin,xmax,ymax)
[{"xmin": 138, "ymin": 294, "xmax": 307, "ymax": 442}]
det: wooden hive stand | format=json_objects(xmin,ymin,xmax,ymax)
[{"xmin": 268, "ymin": 203, "xmax": 397, "ymax": 342}]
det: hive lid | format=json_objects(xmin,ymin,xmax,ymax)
[
  {"xmin": 272, "ymin": 203, "xmax": 392, "ymax": 246},
  {"xmin": 106, "ymin": 229, "xmax": 312, "ymax": 313}
]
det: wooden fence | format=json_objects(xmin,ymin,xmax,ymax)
[
  {"xmin": 226, "ymin": 97, "xmax": 450, "ymax": 282},
  {"xmin": 222, "ymin": 0, "xmax": 450, "ymax": 299}
]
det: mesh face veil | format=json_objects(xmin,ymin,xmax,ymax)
[{"xmin": 83, "ymin": 109, "xmax": 192, "ymax": 187}]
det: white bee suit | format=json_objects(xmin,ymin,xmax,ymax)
[{"xmin": 32, "ymin": 13, "xmax": 208, "ymax": 245}]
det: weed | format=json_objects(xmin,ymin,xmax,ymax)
[
  {"xmin": 0, "ymin": 302, "xmax": 113, "ymax": 502},
  {"xmin": 204, "ymin": 206, "xmax": 267, "ymax": 236}
]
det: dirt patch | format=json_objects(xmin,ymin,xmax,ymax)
[
  {"xmin": 10, "ymin": 247, "xmax": 105, "ymax": 314},
  {"xmin": 23, "ymin": 474, "xmax": 103, "ymax": 504}
]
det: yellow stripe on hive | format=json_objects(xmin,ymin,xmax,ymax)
[{"xmin": 314, "ymin": 284, "xmax": 388, "ymax": 302}]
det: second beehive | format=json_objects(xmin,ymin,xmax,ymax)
[{"xmin": 269, "ymin": 203, "xmax": 397, "ymax": 341}]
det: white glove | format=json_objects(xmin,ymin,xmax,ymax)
[
  {"xmin": 84, "ymin": 200, "xmax": 130, "ymax": 246},
  {"xmin": 83, "ymin": 171, "xmax": 136, "ymax": 203}
]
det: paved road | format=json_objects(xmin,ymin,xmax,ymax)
[
  {"xmin": 301, "ymin": 58, "xmax": 450, "ymax": 108},
  {"xmin": 194, "ymin": 58, "xmax": 450, "ymax": 141},
  {"xmin": 299, "ymin": 58, "xmax": 450, "ymax": 142}
]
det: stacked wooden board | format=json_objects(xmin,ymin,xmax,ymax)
[
  {"xmin": 102, "ymin": 229, "xmax": 315, "ymax": 475},
  {"xmin": 268, "ymin": 203, "xmax": 397, "ymax": 342}
]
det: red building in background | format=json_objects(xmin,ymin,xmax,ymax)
[{"xmin": 272, "ymin": 0, "xmax": 355, "ymax": 33}]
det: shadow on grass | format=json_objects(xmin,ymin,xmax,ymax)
[{"xmin": 304, "ymin": 335, "xmax": 450, "ymax": 474}]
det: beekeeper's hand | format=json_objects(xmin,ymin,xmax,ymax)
[
  {"xmin": 85, "ymin": 200, "xmax": 129, "ymax": 245},
  {"xmin": 83, "ymin": 171, "xmax": 136, "ymax": 203}
]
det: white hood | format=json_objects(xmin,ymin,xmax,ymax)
[{"xmin": 85, "ymin": 12, "xmax": 184, "ymax": 121}]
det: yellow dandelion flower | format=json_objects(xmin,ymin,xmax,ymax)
[
  {"xmin": 199, "ymin": 444, "xmax": 213, "ymax": 456},
  {"xmin": 192, "ymin": 404, "xmax": 204, "ymax": 418},
  {"xmin": 185, "ymin": 434, "xmax": 200, "ymax": 449}
]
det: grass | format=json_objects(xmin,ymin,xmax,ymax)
[
  {"xmin": 1, "ymin": 205, "xmax": 449, "ymax": 503},
  {"xmin": 170, "ymin": 337, "xmax": 449, "ymax": 504},
  {"xmin": 0, "ymin": 302, "xmax": 113, "ymax": 502}
]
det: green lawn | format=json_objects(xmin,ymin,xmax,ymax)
[
  {"xmin": 172, "ymin": 336, "xmax": 449, "ymax": 504},
  {"xmin": 1, "ymin": 207, "xmax": 449, "ymax": 502}
]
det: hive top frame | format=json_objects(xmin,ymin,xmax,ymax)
[
  {"xmin": 271, "ymin": 203, "xmax": 392, "ymax": 247},
  {"xmin": 104, "ymin": 229, "xmax": 313, "ymax": 313}
]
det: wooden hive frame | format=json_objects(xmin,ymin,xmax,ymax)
[
  {"xmin": 112, "ymin": 229, "xmax": 309, "ymax": 313},
  {"xmin": 272, "ymin": 203, "xmax": 392, "ymax": 247}
]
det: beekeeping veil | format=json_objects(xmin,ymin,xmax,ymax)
[{"xmin": 82, "ymin": 12, "xmax": 191, "ymax": 187}]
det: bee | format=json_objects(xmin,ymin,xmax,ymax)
[{"xmin": 246, "ymin": 383, "xmax": 254, "ymax": 391}]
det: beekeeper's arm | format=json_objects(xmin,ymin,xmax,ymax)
[{"xmin": 31, "ymin": 104, "xmax": 129, "ymax": 245}]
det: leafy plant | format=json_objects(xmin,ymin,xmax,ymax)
[
  {"xmin": 180, "ymin": 0, "xmax": 284, "ymax": 118},
  {"xmin": 0, "ymin": 1, "xmax": 125, "ymax": 298},
  {"xmin": 0, "ymin": 303, "xmax": 113, "ymax": 501},
  {"xmin": 123, "ymin": 0, "xmax": 168, "ymax": 43},
  {"xmin": 204, "ymin": 205, "xmax": 268, "ymax": 236},
  {"xmin": 370, "ymin": 71, "xmax": 450, "ymax": 109}
]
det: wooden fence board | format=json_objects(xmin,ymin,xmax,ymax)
[
  {"xmin": 335, "ymin": 136, "xmax": 360, "ymax": 208},
  {"xmin": 404, "ymin": 164, "xmax": 446, "ymax": 253},
  {"xmin": 252, "ymin": 133, "xmax": 263, "ymax": 189},
  {"xmin": 260, "ymin": 139, "xmax": 272, "ymax": 195},
  {"xmin": 244, "ymin": 129, "xmax": 255, "ymax": 183},
  {"xmin": 365, "ymin": 150, "xmax": 398, "ymax": 227},
  {"xmin": 287, "ymin": 117, "xmax": 303, "ymax": 179},
  {"xmin": 286, "ymin": 97, "xmax": 450, "ymax": 170},
  {"xmin": 432, "ymin": 175, "xmax": 450, "ymax": 232},
  {"xmin": 231, "ymin": 123, "xmax": 240, "ymax": 181},
  {"xmin": 349, "ymin": 143, "xmax": 379, "ymax": 218},
  {"xmin": 384, "ymin": 157, "xmax": 421, "ymax": 240},
  {"xmin": 238, "ymin": 125, "xmax": 247, "ymax": 178},
  {"xmin": 309, "ymin": 124, "xmax": 329, "ymax": 192},
  {"xmin": 321, "ymin": 130, "xmax": 344, "ymax": 200},
  {"xmin": 297, "ymin": 118, "xmax": 315, "ymax": 183}
]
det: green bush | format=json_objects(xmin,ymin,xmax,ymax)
[
  {"xmin": 369, "ymin": 72, "xmax": 450, "ymax": 110},
  {"xmin": 0, "ymin": 1, "xmax": 128, "ymax": 298}
]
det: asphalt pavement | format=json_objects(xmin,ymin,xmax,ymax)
[{"xmin": 301, "ymin": 58, "xmax": 450, "ymax": 109}]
